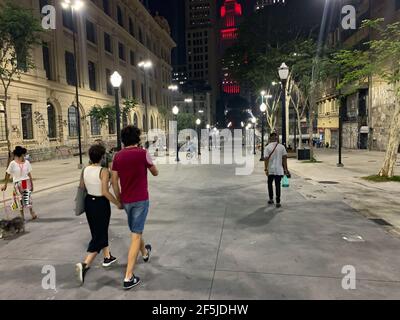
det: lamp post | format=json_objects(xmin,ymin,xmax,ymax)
[
  {"xmin": 138, "ymin": 60, "xmax": 153, "ymax": 135},
  {"xmin": 62, "ymin": 0, "xmax": 84, "ymax": 168},
  {"xmin": 278, "ymin": 63, "xmax": 289, "ymax": 147},
  {"xmin": 260, "ymin": 102, "xmax": 267, "ymax": 161},
  {"xmin": 206, "ymin": 124, "xmax": 211, "ymax": 151},
  {"xmin": 196, "ymin": 118, "xmax": 201, "ymax": 156},
  {"xmin": 172, "ymin": 106, "xmax": 179, "ymax": 162},
  {"xmin": 251, "ymin": 117, "xmax": 257, "ymax": 155},
  {"xmin": 110, "ymin": 71, "xmax": 123, "ymax": 151}
]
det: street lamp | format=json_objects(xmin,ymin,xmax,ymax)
[
  {"xmin": 251, "ymin": 117, "xmax": 257, "ymax": 155},
  {"xmin": 278, "ymin": 62, "xmax": 290, "ymax": 147},
  {"xmin": 110, "ymin": 71, "xmax": 123, "ymax": 151},
  {"xmin": 138, "ymin": 60, "xmax": 153, "ymax": 134},
  {"xmin": 206, "ymin": 124, "xmax": 211, "ymax": 151},
  {"xmin": 196, "ymin": 118, "xmax": 202, "ymax": 156},
  {"xmin": 172, "ymin": 106, "xmax": 179, "ymax": 162},
  {"xmin": 260, "ymin": 103, "xmax": 267, "ymax": 161},
  {"xmin": 62, "ymin": 0, "xmax": 84, "ymax": 168}
]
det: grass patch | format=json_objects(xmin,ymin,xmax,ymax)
[
  {"xmin": 301, "ymin": 157, "xmax": 322, "ymax": 164},
  {"xmin": 362, "ymin": 175, "xmax": 400, "ymax": 183}
]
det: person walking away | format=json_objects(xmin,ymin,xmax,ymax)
[
  {"xmin": 75, "ymin": 144, "xmax": 122, "ymax": 285},
  {"xmin": 264, "ymin": 133, "xmax": 290, "ymax": 208},
  {"xmin": 112, "ymin": 126, "xmax": 159, "ymax": 290},
  {"xmin": 1, "ymin": 146, "xmax": 37, "ymax": 221}
]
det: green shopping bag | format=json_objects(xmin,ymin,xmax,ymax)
[{"xmin": 282, "ymin": 175, "xmax": 290, "ymax": 188}]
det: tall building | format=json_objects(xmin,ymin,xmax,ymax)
[
  {"xmin": 185, "ymin": 0, "xmax": 219, "ymax": 124},
  {"xmin": 0, "ymin": 0, "xmax": 175, "ymax": 162}
]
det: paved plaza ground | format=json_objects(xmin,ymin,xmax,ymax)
[{"xmin": 0, "ymin": 148, "xmax": 399, "ymax": 299}]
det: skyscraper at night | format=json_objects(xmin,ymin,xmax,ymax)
[{"xmin": 185, "ymin": 0, "xmax": 219, "ymax": 122}]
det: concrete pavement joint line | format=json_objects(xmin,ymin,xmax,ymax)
[
  {"xmin": 208, "ymin": 206, "xmax": 228, "ymax": 301},
  {"xmin": 213, "ymin": 269, "xmax": 400, "ymax": 284}
]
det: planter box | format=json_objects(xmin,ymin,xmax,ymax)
[{"xmin": 298, "ymin": 149, "xmax": 311, "ymax": 161}]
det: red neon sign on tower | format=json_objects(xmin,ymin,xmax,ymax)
[{"xmin": 220, "ymin": 0, "xmax": 242, "ymax": 94}]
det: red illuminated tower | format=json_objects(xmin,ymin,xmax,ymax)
[{"xmin": 220, "ymin": 0, "xmax": 243, "ymax": 95}]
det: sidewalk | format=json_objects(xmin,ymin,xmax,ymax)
[
  {"xmin": 0, "ymin": 155, "xmax": 399, "ymax": 299},
  {"xmin": 289, "ymin": 148, "xmax": 400, "ymax": 233},
  {"xmin": 0, "ymin": 157, "xmax": 86, "ymax": 201}
]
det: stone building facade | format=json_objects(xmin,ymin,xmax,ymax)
[
  {"xmin": 318, "ymin": 0, "xmax": 400, "ymax": 151},
  {"xmin": 0, "ymin": 0, "xmax": 175, "ymax": 163}
]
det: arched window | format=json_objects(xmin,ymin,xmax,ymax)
[
  {"xmin": 150, "ymin": 116, "xmax": 154, "ymax": 130},
  {"xmin": 68, "ymin": 105, "xmax": 78, "ymax": 137},
  {"xmin": 142, "ymin": 115, "xmax": 146, "ymax": 131},
  {"xmin": 108, "ymin": 115, "xmax": 116, "ymax": 134},
  {"xmin": 91, "ymin": 115, "xmax": 101, "ymax": 136},
  {"xmin": 122, "ymin": 112, "xmax": 128, "ymax": 128},
  {"xmin": 133, "ymin": 113, "xmax": 138, "ymax": 127},
  {"xmin": 47, "ymin": 103, "xmax": 57, "ymax": 139}
]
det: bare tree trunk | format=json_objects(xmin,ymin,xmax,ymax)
[
  {"xmin": 296, "ymin": 108, "xmax": 303, "ymax": 149},
  {"xmin": 378, "ymin": 91, "xmax": 400, "ymax": 178},
  {"xmin": 2, "ymin": 89, "xmax": 12, "ymax": 166}
]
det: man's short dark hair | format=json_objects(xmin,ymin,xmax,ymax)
[
  {"xmin": 270, "ymin": 132, "xmax": 277, "ymax": 138},
  {"xmin": 121, "ymin": 126, "xmax": 141, "ymax": 147},
  {"xmin": 89, "ymin": 144, "xmax": 106, "ymax": 164}
]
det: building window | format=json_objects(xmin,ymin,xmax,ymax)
[
  {"xmin": 106, "ymin": 69, "xmax": 113, "ymax": 95},
  {"xmin": 0, "ymin": 102, "xmax": 7, "ymax": 141},
  {"xmin": 104, "ymin": 32, "xmax": 112, "ymax": 53},
  {"xmin": 129, "ymin": 18, "xmax": 134, "ymax": 36},
  {"xmin": 108, "ymin": 115, "xmax": 116, "ymax": 134},
  {"xmin": 65, "ymin": 51, "xmax": 76, "ymax": 86},
  {"xmin": 42, "ymin": 42, "xmax": 51, "ymax": 80},
  {"xmin": 142, "ymin": 115, "xmax": 146, "ymax": 130},
  {"xmin": 62, "ymin": 9, "xmax": 74, "ymax": 31},
  {"xmin": 117, "ymin": 5, "xmax": 124, "ymax": 27},
  {"xmin": 131, "ymin": 80, "xmax": 136, "ymax": 98},
  {"xmin": 121, "ymin": 85, "xmax": 126, "ymax": 98},
  {"xmin": 122, "ymin": 113, "xmax": 128, "ymax": 127},
  {"xmin": 91, "ymin": 115, "xmax": 101, "ymax": 136},
  {"xmin": 86, "ymin": 20, "xmax": 96, "ymax": 44},
  {"xmin": 68, "ymin": 105, "xmax": 79, "ymax": 137},
  {"xmin": 133, "ymin": 113, "xmax": 138, "ymax": 127},
  {"xmin": 118, "ymin": 43, "xmax": 125, "ymax": 61},
  {"xmin": 141, "ymin": 83, "xmax": 145, "ymax": 103},
  {"xmin": 103, "ymin": 0, "xmax": 110, "ymax": 15},
  {"xmin": 130, "ymin": 50, "xmax": 135, "ymax": 66},
  {"xmin": 47, "ymin": 103, "xmax": 57, "ymax": 139},
  {"xmin": 88, "ymin": 61, "xmax": 97, "ymax": 91},
  {"xmin": 21, "ymin": 103, "xmax": 34, "ymax": 140},
  {"xmin": 139, "ymin": 27, "xmax": 144, "ymax": 44},
  {"xmin": 150, "ymin": 116, "xmax": 154, "ymax": 129},
  {"xmin": 149, "ymin": 87, "xmax": 154, "ymax": 105}
]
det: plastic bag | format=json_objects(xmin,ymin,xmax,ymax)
[{"xmin": 282, "ymin": 175, "xmax": 290, "ymax": 188}]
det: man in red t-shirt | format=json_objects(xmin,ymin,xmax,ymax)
[{"xmin": 112, "ymin": 126, "xmax": 159, "ymax": 290}]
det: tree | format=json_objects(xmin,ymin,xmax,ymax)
[
  {"xmin": 177, "ymin": 113, "xmax": 196, "ymax": 132},
  {"xmin": 88, "ymin": 98, "xmax": 139, "ymax": 126},
  {"xmin": 332, "ymin": 19, "xmax": 400, "ymax": 178},
  {"xmin": 0, "ymin": 1, "xmax": 42, "ymax": 161}
]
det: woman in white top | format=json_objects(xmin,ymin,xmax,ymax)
[
  {"xmin": 75, "ymin": 144, "xmax": 122, "ymax": 285},
  {"xmin": 1, "ymin": 146, "xmax": 37, "ymax": 220}
]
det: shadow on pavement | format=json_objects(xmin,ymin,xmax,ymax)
[{"xmin": 237, "ymin": 206, "xmax": 279, "ymax": 227}]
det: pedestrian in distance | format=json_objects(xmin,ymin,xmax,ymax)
[
  {"xmin": 112, "ymin": 126, "xmax": 159, "ymax": 290},
  {"xmin": 75, "ymin": 144, "xmax": 122, "ymax": 285},
  {"xmin": 1, "ymin": 146, "xmax": 38, "ymax": 221},
  {"xmin": 264, "ymin": 133, "xmax": 290, "ymax": 208}
]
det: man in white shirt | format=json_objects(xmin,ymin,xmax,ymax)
[{"xmin": 264, "ymin": 133, "xmax": 290, "ymax": 208}]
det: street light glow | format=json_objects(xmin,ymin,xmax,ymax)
[
  {"xmin": 196, "ymin": 119, "xmax": 201, "ymax": 126},
  {"xmin": 251, "ymin": 117, "xmax": 257, "ymax": 124},
  {"xmin": 260, "ymin": 103, "xmax": 267, "ymax": 113},
  {"xmin": 138, "ymin": 60, "xmax": 153, "ymax": 69},
  {"xmin": 172, "ymin": 106, "xmax": 179, "ymax": 115},
  {"xmin": 110, "ymin": 71, "xmax": 122, "ymax": 88},
  {"xmin": 168, "ymin": 84, "xmax": 178, "ymax": 91},
  {"xmin": 62, "ymin": 0, "xmax": 84, "ymax": 10},
  {"xmin": 184, "ymin": 98, "xmax": 193, "ymax": 103},
  {"xmin": 261, "ymin": 90, "xmax": 266, "ymax": 96}
]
